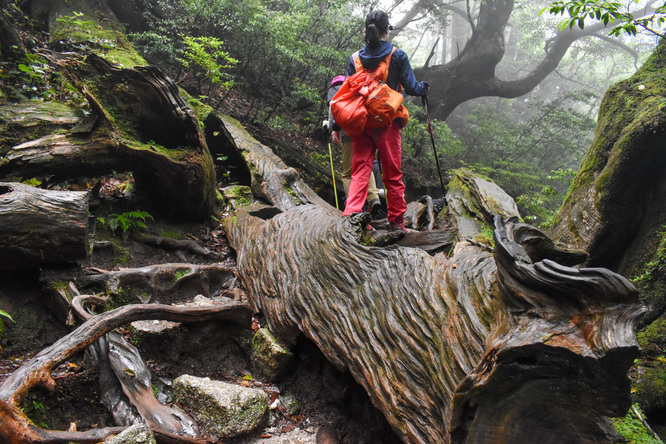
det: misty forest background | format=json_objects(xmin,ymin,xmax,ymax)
[{"xmin": 5, "ymin": 0, "xmax": 662, "ymax": 227}]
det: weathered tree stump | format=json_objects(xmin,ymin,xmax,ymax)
[
  {"xmin": 0, "ymin": 0, "xmax": 218, "ymax": 221},
  {"xmin": 0, "ymin": 182, "xmax": 89, "ymax": 269}
]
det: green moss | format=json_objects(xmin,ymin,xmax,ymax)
[
  {"xmin": 48, "ymin": 281, "xmax": 68, "ymax": 292},
  {"xmin": 174, "ymin": 270, "xmax": 189, "ymax": 281},
  {"xmin": 612, "ymin": 404, "xmax": 662, "ymax": 444},
  {"xmin": 360, "ymin": 235, "xmax": 376, "ymax": 247},
  {"xmin": 116, "ymin": 247, "xmax": 132, "ymax": 264},
  {"xmin": 123, "ymin": 138, "xmax": 185, "ymax": 161},
  {"xmin": 179, "ymin": 87, "xmax": 214, "ymax": 124},
  {"xmin": 473, "ymin": 224, "xmax": 495, "ymax": 248},
  {"xmin": 633, "ymin": 360, "xmax": 666, "ymax": 412},
  {"xmin": 160, "ymin": 229, "xmax": 184, "ymax": 240},
  {"xmin": 51, "ymin": 8, "xmax": 146, "ymax": 68},
  {"xmin": 282, "ymin": 183, "xmax": 302, "ymax": 205},
  {"xmin": 638, "ymin": 318, "xmax": 666, "ymax": 350}
]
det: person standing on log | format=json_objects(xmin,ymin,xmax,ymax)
[
  {"xmin": 324, "ymin": 75, "xmax": 381, "ymax": 216},
  {"xmin": 341, "ymin": 10, "xmax": 429, "ymax": 233}
]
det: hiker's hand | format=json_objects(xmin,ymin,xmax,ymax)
[
  {"xmin": 332, "ymin": 131, "xmax": 341, "ymax": 144},
  {"xmin": 422, "ymin": 81, "xmax": 430, "ymax": 96},
  {"xmin": 322, "ymin": 120, "xmax": 329, "ymax": 129}
]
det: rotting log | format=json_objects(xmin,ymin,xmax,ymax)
[
  {"xmin": 0, "ymin": 32, "xmax": 217, "ymax": 220},
  {"xmin": 0, "ymin": 182, "xmax": 88, "ymax": 269},
  {"xmin": 220, "ymin": 121, "xmax": 645, "ymax": 443}
]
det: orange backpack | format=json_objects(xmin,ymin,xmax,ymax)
[{"xmin": 330, "ymin": 47, "xmax": 408, "ymax": 136}]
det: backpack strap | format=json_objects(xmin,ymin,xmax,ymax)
[
  {"xmin": 352, "ymin": 47, "xmax": 397, "ymax": 82},
  {"xmin": 352, "ymin": 51, "xmax": 362, "ymax": 72},
  {"xmin": 383, "ymin": 47, "xmax": 397, "ymax": 82}
]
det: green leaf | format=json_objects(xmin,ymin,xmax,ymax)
[{"xmin": 0, "ymin": 309, "xmax": 15, "ymax": 323}]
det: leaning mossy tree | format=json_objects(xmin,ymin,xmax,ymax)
[
  {"xmin": 0, "ymin": 0, "xmax": 217, "ymax": 220},
  {"xmin": 549, "ymin": 38, "xmax": 666, "ymax": 438}
]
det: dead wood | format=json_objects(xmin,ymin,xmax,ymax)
[
  {"xmin": 78, "ymin": 263, "xmax": 235, "ymax": 304},
  {"xmin": 0, "ymin": 50, "xmax": 217, "ymax": 220},
  {"xmin": 0, "ymin": 182, "xmax": 89, "ymax": 269},
  {"xmin": 211, "ymin": 112, "xmax": 331, "ymax": 210},
  {"xmin": 220, "ymin": 126, "xmax": 644, "ymax": 444},
  {"xmin": 227, "ymin": 202, "xmax": 644, "ymax": 443},
  {"xmin": 0, "ymin": 396, "xmax": 207, "ymax": 444},
  {"xmin": 135, "ymin": 234, "xmax": 222, "ymax": 259},
  {"xmin": 0, "ymin": 300, "xmax": 252, "ymax": 406}
]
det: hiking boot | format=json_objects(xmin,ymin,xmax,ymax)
[
  {"xmin": 367, "ymin": 199, "xmax": 381, "ymax": 218},
  {"xmin": 389, "ymin": 222, "xmax": 409, "ymax": 233}
]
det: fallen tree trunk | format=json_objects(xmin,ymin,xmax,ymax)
[
  {"xmin": 0, "ymin": 182, "xmax": 89, "ymax": 269},
  {"xmin": 220, "ymin": 117, "xmax": 645, "ymax": 443},
  {"xmin": 227, "ymin": 204, "xmax": 644, "ymax": 443}
]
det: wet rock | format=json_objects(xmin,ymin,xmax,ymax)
[
  {"xmin": 104, "ymin": 423, "xmax": 155, "ymax": 444},
  {"xmin": 251, "ymin": 327, "xmax": 293, "ymax": 380},
  {"xmin": 173, "ymin": 374, "xmax": 269, "ymax": 438},
  {"xmin": 280, "ymin": 393, "xmax": 301, "ymax": 416}
]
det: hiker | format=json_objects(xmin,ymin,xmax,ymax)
[
  {"xmin": 324, "ymin": 76, "xmax": 381, "ymax": 216},
  {"xmin": 341, "ymin": 10, "xmax": 429, "ymax": 233}
]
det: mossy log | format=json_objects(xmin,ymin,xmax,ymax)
[
  {"xmin": 0, "ymin": 0, "xmax": 217, "ymax": 221},
  {"xmin": 0, "ymin": 182, "xmax": 88, "ymax": 269},
  {"xmin": 222, "ymin": 119, "xmax": 645, "ymax": 443}
]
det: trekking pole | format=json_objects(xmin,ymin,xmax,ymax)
[
  {"xmin": 422, "ymin": 95, "xmax": 447, "ymax": 197},
  {"xmin": 328, "ymin": 141, "xmax": 340, "ymax": 210}
]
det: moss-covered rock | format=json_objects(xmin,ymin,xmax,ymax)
[
  {"xmin": 445, "ymin": 169, "xmax": 521, "ymax": 239},
  {"xmin": 173, "ymin": 375, "xmax": 269, "ymax": 439},
  {"xmin": 251, "ymin": 327, "xmax": 294, "ymax": 381},
  {"xmin": 103, "ymin": 423, "xmax": 156, "ymax": 444}
]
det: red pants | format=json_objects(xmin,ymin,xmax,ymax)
[{"xmin": 342, "ymin": 124, "xmax": 406, "ymax": 224}]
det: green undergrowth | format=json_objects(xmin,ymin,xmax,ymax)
[{"xmin": 612, "ymin": 404, "xmax": 663, "ymax": 444}]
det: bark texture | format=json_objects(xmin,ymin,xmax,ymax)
[
  {"xmin": 549, "ymin": 39, "xmax": 666, "ymax": 275},
  {"xmin": 0, "ymin": 182, "xmax": 88, "ymax": 269},
  {"xmin": 222, "ymin": 113, "xmax": 645, "ymax": 443}
]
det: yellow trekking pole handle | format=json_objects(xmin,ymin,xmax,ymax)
[{"xmin": 328, "ymin": 142, "xmax": 339, "ymax": 210}]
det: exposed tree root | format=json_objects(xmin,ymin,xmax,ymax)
[
  {"xmin": 0, "ymin": 299, "xmax": 252, "ymax": 443},
  {"xmin": 78, "ymin": 263, "xmax": 236, "ymax": 303}
]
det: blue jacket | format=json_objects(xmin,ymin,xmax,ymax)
[{"xmin": 346, "ymin": 40, "xmax": 428, "ymax": 97}]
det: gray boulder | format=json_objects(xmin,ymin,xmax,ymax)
[
  {"xmin": 104, "ymin": 423, "xmax": 155, "ymax": 444},
  {"xmin": 173, "ymin": 374, "xmax": 269, "ymax": 438}
]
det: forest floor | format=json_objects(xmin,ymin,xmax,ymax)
[{"xmin": 0, "ymin": 194, "xmax": 402, "ymax": 444}]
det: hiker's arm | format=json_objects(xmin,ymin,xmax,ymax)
[
  {"xmin": 346, "ymin": 56, "xmax": 356, "ymax": 76},
  {"xmin": 394, "ymin": 50, "xmax": 428, "ymax": 97}
]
